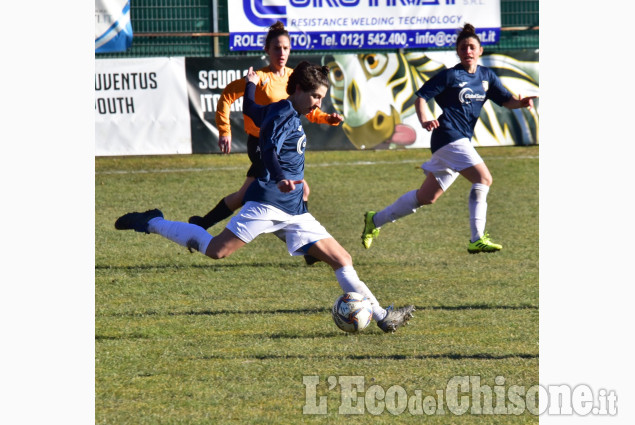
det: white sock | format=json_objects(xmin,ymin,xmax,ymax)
[
  {"xmin": 469, "ymin": 183, "xmax": 489, "ymax": 242},
  {"xmin": 335, "ymin": 266, "xmax": 387, "ymax": 321},
  {"xmin": 147, "ymin": 217, "xmax": 213, "ymax": 253},
  {"xmin": 373, "ymin": 189, "xmax": 419, "ymax": 228}
]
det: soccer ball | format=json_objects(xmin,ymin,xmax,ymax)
[{"xmin": 331, "ymin": 292, "xmax": 373, "ymax": 333}]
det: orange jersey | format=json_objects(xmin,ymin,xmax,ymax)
[{"xmin": 215, "ymin": 66, "xmax": 336, "ymax": 138}]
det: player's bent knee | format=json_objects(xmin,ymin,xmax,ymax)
[
  {"xmin": 204, "ymin": 242, "xmax": 231, "ymax": 259},
  {"xmin": 475, "ymin": 175, "xmax": 492, "ymax": 186},
  {"xmin": 205, "ymin": 248, "xmax": 224, "ymax": 260},
  {"xmin": 417, "ymin": 191, "xmax": 439, "ymax": 205},
  {"xmin": 416, "ymin": 186, "xmax": 443, "ymax": 206},
  {"xmin": 477, "ymin": 171, "xmax": 493, "ymax": 186}
]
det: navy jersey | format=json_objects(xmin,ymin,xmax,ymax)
[
  {"xmin": 244, "ymin": 99, "xmax": 307, "ymax": 215},
  {"xmin": 415, "ymin": 64, "xmax": 513, "ymax": 153}
]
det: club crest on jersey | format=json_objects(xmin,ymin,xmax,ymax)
[
  {"xmin": 482, "ymin": 80, "xmax": 489, "ymax": 92},
  {"xmin": 296, "ymin": 134, "xmax": 306, "ymax": 154}
]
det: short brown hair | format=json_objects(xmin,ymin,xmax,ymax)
[{"xmin": 287, "ymin": 61, "xmax": 330, "ymax": 95}]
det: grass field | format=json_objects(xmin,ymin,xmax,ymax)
[{"xmin": 95, "ymin": 146, "xmax": 538, "ymax": 424}]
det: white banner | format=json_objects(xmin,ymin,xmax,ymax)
[
  {"xmin": 229, "ymin": 0, "xmax": 501, "ymax": 51},
  {"xmin": 95, "ymin": 57, "xmax": 192, "ymax": 156}
]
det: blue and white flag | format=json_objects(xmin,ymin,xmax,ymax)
[{"xmin": 95, "ymin": 0, "xmax": 133, "ymax": 53}]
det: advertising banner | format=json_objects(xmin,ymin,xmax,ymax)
[
  {"xmin": 228, "ymin": 0, "xmax": 501, "ymax": 51},
  {"xmin": 95, "ymin": 0, "xmax": 133, "ymax": 53},
  {"xmin": 95, "ymin": 57, "xmax": 192, "ymax": 156},
  {"xmin": 185, "ymin": 57, "xmax": 351, "ymax": 153},
  {"xmin": 187, "ymin": 51, "xmax": 538, "ymax": 153},
  {"xmin": 95, "ymin": 51, "xmax": 538, "ymax": 156}
]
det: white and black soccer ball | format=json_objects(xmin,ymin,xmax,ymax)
[{"xmin": 332, "ymin": 292, "xmax": 373, "ymax": 333}]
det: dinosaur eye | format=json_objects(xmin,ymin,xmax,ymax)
[
  {"xmin": 362, "ymin": 54, "xmax": 387, "ymax": 76},
  {"xmin": 327, "ymin": 62, "xmax": 345, "ymax": 88}
]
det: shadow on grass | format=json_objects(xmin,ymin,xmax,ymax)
[
  {"xmin": 197, "ymin": 353, "xmax": 538, "ymax": 361},
  {"xmin": 95, "ymin": 333, "xmax": 149, "ymax": 341},
  {"xmin": 95, "ymin": 261, "xmax": 320, "ymax": 271},
  {"xmin": 422, "ymin": 304, "xmax": 538, "ymax": 310},
  {"xmin": 103, "ymin": 304, "xmax": 537, "ymax": 317}
]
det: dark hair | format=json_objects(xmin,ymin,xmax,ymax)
[
  {"xmin": 287, "ymin": 61, "xmax": 330, "ymax": 95},
  {"xmin": 456, "ymin": 23, "xmax": 481, "ymax": 48},
  {"xmin": 264, "ymin": 21, "xmax": 290, "ymax": 50}
]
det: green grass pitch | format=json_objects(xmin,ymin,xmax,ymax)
[{"xmin": 95, "ymin": 146, "xmax": 538, "ymax": 424}]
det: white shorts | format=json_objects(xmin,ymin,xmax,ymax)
[
  {"xmin": 226, "ymin": 201, "xmax": 332, "ymax": 256},
  {"xmin": 421, "ymin": 138, "xmax": 484, "ymax": 191}
]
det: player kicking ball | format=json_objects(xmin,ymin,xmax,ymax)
[{"xmin": 115, "ymin": 61, "xmax": 414, "ymax": 333}]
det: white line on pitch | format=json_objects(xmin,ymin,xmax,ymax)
[{"xmin": 96, "ymin": 155, "xmax": 537, "ymax": 175}]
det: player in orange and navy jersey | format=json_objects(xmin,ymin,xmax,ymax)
[{"xmin": 188, "ymin": 21, "xmax": 342, "ymax": 240}]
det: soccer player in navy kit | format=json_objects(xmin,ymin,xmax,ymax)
[
  {"xmin": 115, "ymin": 61, "xmax": 415, "ymax": 333},
  {"xmin": 361, "ymin": 23, "xmax": 537, "ymax": 253}
]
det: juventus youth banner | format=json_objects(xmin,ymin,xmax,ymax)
[{"xmin": 95, "ymin": 57, "xmax": 191, "ymax": 156}]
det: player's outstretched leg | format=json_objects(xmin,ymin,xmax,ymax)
[
  {"xmin": 115, "ymin": 209, "xmax": 163, "ymax": 233},
  {"xmin": 376, "ymin": 305, "xmax": 416, "ymax": 333},
  {"xmin": 115, "ymin": 209, "xmax": 215, "ymax": 255}
]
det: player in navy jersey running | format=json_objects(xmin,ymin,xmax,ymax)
[
  {"xmin": 361, "ymin": 23, "xmax": 537, "ymax": 253},
  {"xmin": 114, "ymin": 61, "xmax": 415, "ymax": 333}
]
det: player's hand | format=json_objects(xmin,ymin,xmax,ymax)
[
  {"xmin": 518, "ymin": 93, "xmax": 537, "ymax": 110},
  {"xmin": 326, "ymin": 113, "xmax": 344, "ymax": 125},
  {"xmin": 218, "ymin": 135, "xmax": 232, "ymax": 154},
  {"xmin": 422, "ymin": 120, "xmax": 439, "ymax": 132},
  {"xmin": 277, "ymin": 179, "xmax": 298, "ymax": 193},
  {"xmin": 277, "ymin": 179, "xmax": 305, "ymax": 193},
  {"xmin": 245, "ymin": 67, "xmax": 259, "ymax": 85}
]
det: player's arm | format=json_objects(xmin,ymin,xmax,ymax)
[
  {"xmin": 259, "ymin": 113, "xmax": 300, "ymax": 194},
  {"xmin": 502, "ymin": 94, "xmax": 537, "ymax": 110},
  {"xmin": 415, "ymin": 96, "xmax": 438, "ymax": 131},
  {"xmin": 261, "ymin": 144, "xmax": 297, "ymax": 193},
  {"xmin": 488, "ymin": 70, "xmax": 537, "ymax": 111},
  {"xmin": 259, "ymin": 114, "xmax": 286, "ymax": 183},
  {"xmin": 414, "ymin": 69, "xmax": 448, "ymax": 132},
  {"xmin": 215, "ymin": 77, "xmax": 247, "ymax": 153},
  {"xmin": 242, "ymin": 67, "xmax": 267, "ymax": 127},
  {"xmin": 305, "ymin": 108, "xmax": 343, "ymax": 126}
]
